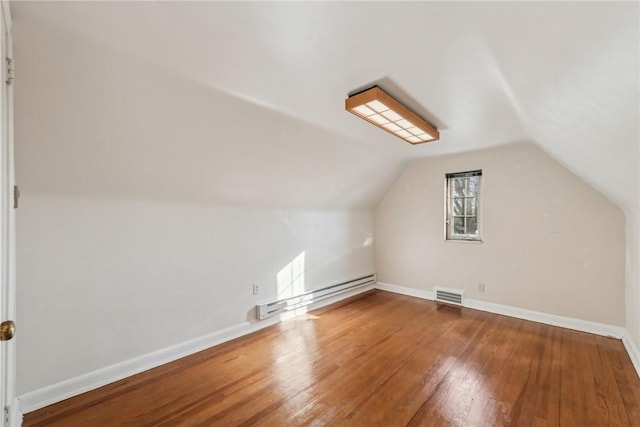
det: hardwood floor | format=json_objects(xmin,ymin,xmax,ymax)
[{"xmin": 23, "ymin": 291, "xmax": 640, "ymax": 426}]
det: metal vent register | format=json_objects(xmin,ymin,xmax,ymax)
[{"xmin": 435, "ymin": 287, "xmax": 464, "ymax": 306}]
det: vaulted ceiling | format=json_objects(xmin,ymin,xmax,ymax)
[{"xmin": 10, "ymin": 1, "xmax": 639, "ymax": 213}]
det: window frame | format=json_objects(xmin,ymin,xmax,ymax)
[{"xmin": 445, "ymin": 170, "xmax": 483, "ymax": 242}]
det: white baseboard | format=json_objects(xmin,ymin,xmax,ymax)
[
  {"xmin": 375, "ymin": 281, "xmax": 625, "ymax": 338},
  {"xmin": 622, "ymin": 332, "xmax": 640, "ymax": 378},
  {"xmin": 18, "ymin": 320, "xmax": 273, "ymax": 414},
  {"xmin": 375, "ymin": 282, "xmax": 638, "ymax": 377},
  {"xmin": 18, "ymin": 284, "xmax": 374, "ymax": 415},
  {"xmin": 376, "ymin": 281, "xmax": 435, "ymax": 301},
  {"xmin": 464, "ymin": 298, "xmax": 626, "ymax": 339},
  {"xmin": 17, "ymin": 281, "xmax": 637, "ymax": 416}
]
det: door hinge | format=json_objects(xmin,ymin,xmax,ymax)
[
  {"xmin": 13, "ymin": 185, "xmax": 19, "ymax": 209},
  {"xmin": 5, "ymin": 57, "xmax": 13, "ymax": 85},
  {"xmin": 3, "ymin": 406, "xmax": 8, "ymax": 427}
]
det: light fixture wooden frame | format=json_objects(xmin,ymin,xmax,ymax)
[{"xmin": 345, "ymin": 86, "xmax": 439, "ymax": 145}]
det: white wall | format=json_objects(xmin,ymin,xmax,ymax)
[
  {"xmin": 626, "ymin": 194, "xmax": 640, "ymax": 350},
  {"xmin": 16, "ymin": 197, "xmax": 373, "ymax": 394},
  {"xmin": 13, "ymin": 17, "xmax": 375, "ymax": 395},
  {"xmin": 12, "ymin": 1, "xmax": 637, "ymax": 399},
  {"xmin": 375, "ymin": 143, "xmax": 626, "ymax": 326},
  {"xmin": 626, "ymin": 129, "xmax": 640, "ymax": 352}
]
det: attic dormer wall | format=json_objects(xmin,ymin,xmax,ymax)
[{"xmin": 375, "ymin": 143, "xmax": 626, "ymax": 327}]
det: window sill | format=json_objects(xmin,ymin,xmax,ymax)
[{"xmin": 445, "ymin": 238, "xmax": 483, "ymax": 244}]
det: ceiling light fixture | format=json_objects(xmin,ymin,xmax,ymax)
[{"xmin": 345, "ymin": 86, "xmax": 439, "ymax": 145}]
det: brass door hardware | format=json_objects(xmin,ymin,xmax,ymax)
[{"xmin": 0, "ymin": 320, "xmax": 14, "ymax": 341}]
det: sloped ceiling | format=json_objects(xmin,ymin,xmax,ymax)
[{"xmin": 10, "ymin": 1, "xmax": 639, "ymax": 212}]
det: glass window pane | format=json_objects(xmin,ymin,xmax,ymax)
[
  {"xmin": 465, "ymin": 198, "xmax": 476, "ymax": 216},
  {"xmin": 452, "ymin": 198, "xmax": 464, "ymax": 216},
  {"xmin": 465, "ymin": 176, "xmax": 479, "ymax": 196},
  {"xmin": 452, "ymin": 178, "xmax": 465, "ymax": 197},
  {"xmin": 446, "ymin": 171, "xmax": 482, "ymax": 241},
  {"xmin": 466, "ymin": 217, "xmax": 478, "ymax": 235},
  {"xmin": 453, "ymin": 217, "xmax": 465, "ymax": 234}
]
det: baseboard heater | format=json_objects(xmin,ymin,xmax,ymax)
[{"xmin": 256, "ymin": 274, "xmax": 376, "ymax": 320}]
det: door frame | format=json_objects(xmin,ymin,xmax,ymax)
[{"xmin": 0, "ymin": 1, "xmax": 16, "ymax": 426}]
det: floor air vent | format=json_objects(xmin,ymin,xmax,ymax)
[{"xmin": 435, "ymin": 287, "xmax": 464, "ymax": 306}]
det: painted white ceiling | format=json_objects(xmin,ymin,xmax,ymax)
[{"xmin": 10, "ymin": 1, "xmax": 639, "ymax": 212}]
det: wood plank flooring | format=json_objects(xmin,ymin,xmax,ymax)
[{"xmin": 23, "ymin": 290, "xmax": 640, "ymax": 426}]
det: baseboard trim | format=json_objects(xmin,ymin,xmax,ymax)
[
  {"xmin": 375, "ymin": 282, "xmax": 638, "ymax": 376},
  {"xmin": 18, "ymin": 320, "xmax": 273, "ymax": 414},
  {"xmin": 464, "ymin": 298, "xmax": 626, "ymax": 339},
  {"xmin": 375, "ymin": 282, "xmax": 625, "ymax": 338},
  {"xmin": 18, "ymin": 281, "xmax": 637, "ymax": 414},
  {"xmin": 375, "ymin": 282, "xmax": 435, "ymax": 301},
  {"xmin": 622, "ymin": 332, "xmax": 640, "ymax": 378},
  {"xmin": 18, "ymin": 284, "xmax": 374, "ymax": 415}
]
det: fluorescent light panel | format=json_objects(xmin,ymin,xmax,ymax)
[{"xmin": 345, "ymin": 86, "xmax": 439, "ymax": 145}]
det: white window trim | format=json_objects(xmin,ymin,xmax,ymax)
[{"xmin": 444, "ymin": 170, "xmax": 483, "ymax": 243}]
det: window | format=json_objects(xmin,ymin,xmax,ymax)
[{"xmin": 446, "ymin": 170, "xmax": 482, "ymax": 241}]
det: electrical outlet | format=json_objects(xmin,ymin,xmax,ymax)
[
  {"xmin": 252, "ymin": 284, "xmax": 260, "ymax": 295},
  {"xmin": 478, "ymin": 283, "xmax": 485, "ymax": 293}
]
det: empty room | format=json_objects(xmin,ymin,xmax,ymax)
[{"xmin": 0, "ymin": 1, "xmax": 638, "ymax": 426}]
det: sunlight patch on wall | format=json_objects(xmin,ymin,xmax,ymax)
[{"xmin": 277, "ymin": 251, "xmax": 306, "ymax": 299}]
